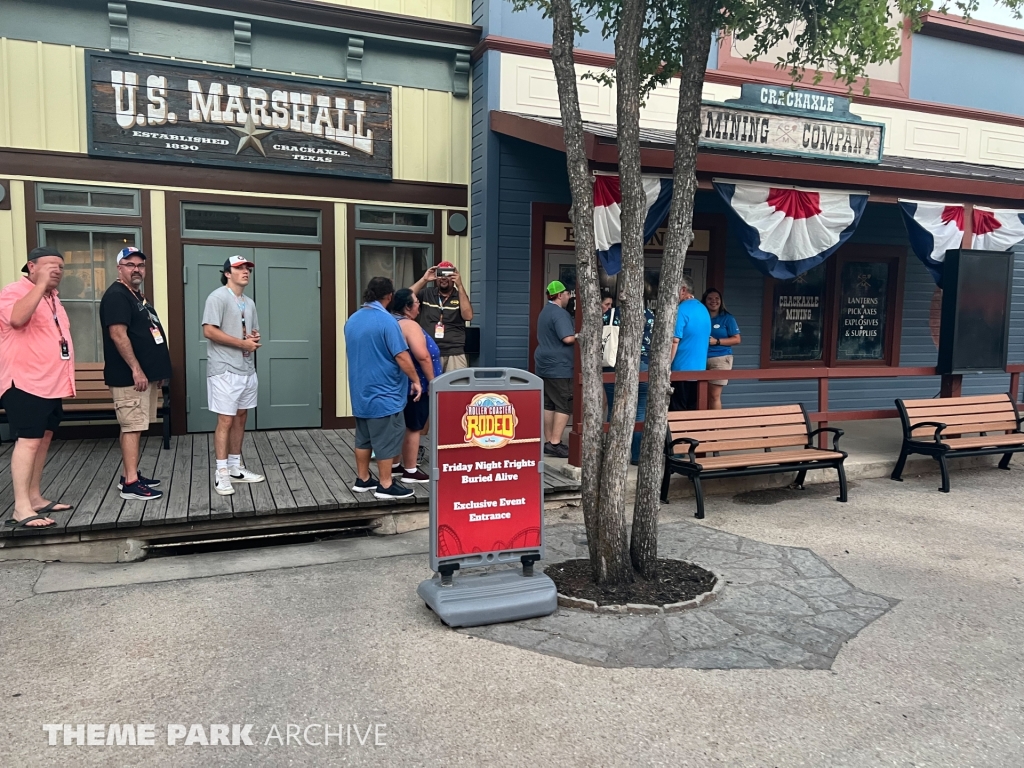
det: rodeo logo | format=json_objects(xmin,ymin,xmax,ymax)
[{"xmin": 462, "ymin": 394, "xmax": 518, "ymax": 449}]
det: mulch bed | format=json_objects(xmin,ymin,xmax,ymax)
[{"xmin": 545, "ymin": 558, "xmax": 716, "ymax": 607}]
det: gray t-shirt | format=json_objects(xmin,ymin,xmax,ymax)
[
  {"xmin": 534, "ymin": 302, "xmax": 575, "ymax": 379},
  {"xmin": 202, "ymin": 286, "xmax": 259, "ymax": 377}
]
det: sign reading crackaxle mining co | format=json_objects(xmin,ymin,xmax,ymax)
[{"xmin": 431, "ymin": 376, "xmax": 544, "ymax": 567}]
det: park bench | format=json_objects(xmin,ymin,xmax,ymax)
[
  {"xmin": 0, "ymin": 363, "xmax": 171, "ymax": 448},
  {"xmin": 661, "ymin": 404, "xmax": 848, "ymax": 519},
  {"xmin": 892, "ymin": 393, "xmax": 1024, "ymax": 492}
]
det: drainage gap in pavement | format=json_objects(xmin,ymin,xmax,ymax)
[{"xmin": 143, "ymin": 520, "xmax": 380, "ymax": 558}]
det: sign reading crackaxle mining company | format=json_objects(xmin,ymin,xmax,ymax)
[
  {"xmin": 85, "ymin": 52, "xmax": 392, "ymax": 179},
  {"xmin": 430, "ymin": 371, "xmax": 544, "ymax": 568}
]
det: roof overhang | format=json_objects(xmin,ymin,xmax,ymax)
[{"xmin": 490, "ymin": 110, "xmax": 1024, "ymax": 204}]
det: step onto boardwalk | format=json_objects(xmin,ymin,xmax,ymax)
[{"xmin": 0, "ymin": 430, "xmax": 580, "ymax": 548}]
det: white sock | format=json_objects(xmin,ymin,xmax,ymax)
[
  {"xmin": 405, "ymin": 466, "xmax": 417, "ymax": 472},
  {"xmin": 228, "ymin": 454, "xmax": 241, "ymax": 469},
  {"xmin": 216, "ymin": 459, "xmax": 228, "ymax": 472}
]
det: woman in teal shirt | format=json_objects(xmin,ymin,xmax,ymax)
[{"xmin": 703, "ymin": 288, "xmax": 741, "ymax": 410}]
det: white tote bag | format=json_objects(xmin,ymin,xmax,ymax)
[{"xmin": 601, "ymin": 309, "xmax": 620, "ymax": 368}]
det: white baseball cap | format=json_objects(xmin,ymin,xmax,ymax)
[{"xmin": 224, "ymin": 254, "xmax": 255, "ymax": 271}]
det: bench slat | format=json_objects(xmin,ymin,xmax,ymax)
[
  {"xmin": 671, "ymin": 423, "xmax": 809, "ymax": 443},
  {"xmin": 912, "ymin": 420, "xmax": 1018, "ymax": 437},
  {"xmin": 689, "ymin": 449, "xmax": 844, "ymax": 470},
  {"xmin": 673, "ymin": 435, "xmax": 810, "ymax": 455},
  {"xmin": 941, "ymin": 435, "xmax": 1024, "ymax": 450},
  {"xmin": 904, "ymin": 402, "xmax": 1015, "ymax": 419},
  {"xmin": 667, "ymin": 412, "xmax": 808, "ymax": 431},
  {"xmin": 907, "ymin": 410, "xmax": 1017, "ymax": 427},
  {"xmin": 901, "ymin": 394, "xmax": 1011, "ymax": 408},
  {"xmin": 667, "ymin": 404, "xmax": 804, "ymax": 423}
]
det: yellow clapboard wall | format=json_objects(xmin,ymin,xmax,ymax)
[{"xmin": 0, "ymin": 39, "xmax": 471, "ymax": 186}]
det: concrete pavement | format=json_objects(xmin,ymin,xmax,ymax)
[{"xmin": 2, "ymin": 463, "xmax": 1023, "ymax": 765}]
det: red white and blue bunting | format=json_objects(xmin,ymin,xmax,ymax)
[
  {"xmin": 714, "ymin": 180, "xmax": 869, "ymax": 280},
  {"xmin": 594, "ymin": 174, "xmax": 673, "ymax": 276},
  {"xmin": 897, "ymin": 200, "xmax": 965, "ymax": 285},
  {"xmin": 972, "ymin": 207, "xmax": 1024, "ymax": 252}
]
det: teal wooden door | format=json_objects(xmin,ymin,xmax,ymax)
[
  {"xmin": 253, "ymin": 248, "xmax": 321, "ymax": 429},
  {"xmin": 183, "ymin": 246, "xmax": 321, "ymax": 431}
]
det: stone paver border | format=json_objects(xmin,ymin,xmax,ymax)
[
  {"xmin": 556, "ymin": 575, "xmax": 724, "ymax": 615},
  {"xmin": 460, "ymin": 522, "xmax": 897, "ymax": 670}
]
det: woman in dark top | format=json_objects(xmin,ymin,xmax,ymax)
[{"xmin": 391, "ymin": 289, "xmax": 443, "ymax": 483}]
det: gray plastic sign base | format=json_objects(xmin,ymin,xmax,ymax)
[{"xmin": 418, "ymin": 568, "xmax": 558, "ymax": 628}]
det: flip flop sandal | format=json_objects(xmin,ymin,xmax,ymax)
[
  {"xmin": 33, "ymin": 501, "xmax": 73, "ymax": 514},
  {"xmin": 5, "ymin": 514, "xmax": 59, "ymax": 529}
]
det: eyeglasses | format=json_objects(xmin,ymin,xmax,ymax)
[{"xmin": 119, "ymin": 262, "xmax": 146, "ymax": 269}]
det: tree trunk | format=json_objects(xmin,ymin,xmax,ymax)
[
  {"xmin": 591, "ymin": 0, "xmax": 648, "ymax": 585},
  {"xmin": 631, "ymin": 0, "xmax": 716, "ymax": 578},
  {"xmin": 548, "ymin": 0, "xmax": 610, "ymax": 578}
]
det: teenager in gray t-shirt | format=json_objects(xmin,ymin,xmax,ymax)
[{"xmin": 201, "ymin": 255, "xmax": 265, "ymax": 496}]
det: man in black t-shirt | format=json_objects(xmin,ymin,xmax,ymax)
[
  {"xmin": 409, "ymin": 261, "xmax": 474, "ymax": 371},
  {"xmin": 99, "ymin": 247, "xmax": 172, "ymax": 502}
]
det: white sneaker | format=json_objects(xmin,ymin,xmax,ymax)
[
  {"xmin": 214, "ymin": 470, "xmax": 235, "ymax": 496},
  {"xmin": 230, "ymin": 465, "xmax": 265, "ymax": 483}
]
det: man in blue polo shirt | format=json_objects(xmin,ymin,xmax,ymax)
[
  {"xmin": 670, "ymin": 275, "xmax": 712, "ymax": 410},
  {"xmin": 344, "ymin": 276, "xmax": 423, "ymax": 500}
]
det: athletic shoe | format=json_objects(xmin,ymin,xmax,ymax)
[
  {"xmin": 214, "ymin": 470, "xmax": 235, "ymax": 496},
  {"xmin": 374, "ymin": 482, "xmax": 415, "ymax": 500},
  {"xmin": 117, "ymin": 474, "xmax": 161, "ymax": 490},
  {"xmin": 352, "ymin": 475, "xmax": 378, "ymax": 493},
  {"xmin": 119, "ymin": 480, "xmax": 163, "ymax": 501},
  {"xmin": 545, "ymin": 442, "xmax": 569, "ymax": 459},
  {"xmin": 402, "ymin": 468, "xmax": 429, "ymax": 484},
  {"xmin": 229, "ymin": 466, "xmax": 265, "ymax": 483}
]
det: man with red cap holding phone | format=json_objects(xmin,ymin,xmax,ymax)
[{"xmin": 409, "ymin": 261, "xmax": 473, "ymax": 371}]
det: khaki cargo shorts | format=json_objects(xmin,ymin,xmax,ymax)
[
  {"xmin": 706, "ymin": 354, "xmax": 734, "ymax": 387},
  {"xmin": 111, "ymin": 385, "xmax": 159, "ymax": 433}
]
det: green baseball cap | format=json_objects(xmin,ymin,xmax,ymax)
[{"xmin": 547, "ymin": 280, "xmax": 567, "ymax": 295}]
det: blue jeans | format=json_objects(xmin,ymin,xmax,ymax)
[{"xmin": 604, "ymin": 364, "xmax": 649, "ymax": 464}]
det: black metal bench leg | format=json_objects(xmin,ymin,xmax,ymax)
[
  {"xmin": 891, "ymin": 443, "xmax": 909, "ymax": 481},
  {"xmin": 162, "ymin": 412, "xmax": 171, "ymax": 450},
  {"xmin": 692, "ymin": 476, "xmax": 705, "ymax": 520},
  {"xmin": 793, "ymin": 469, "xmax": 807, "ymax": 489},
  {"xmin": 660, "ymin": 461, "xmax": 672, "ymax": 503},
  {"xmin": 999, "ymin": 452, "xmax": 1013, "ymax": 470},
  {"xmin": 836, "ymin": 462, "xmax": 848, "ymax": 503},
  {"xmin": 937, "ymin": 454, "xmax": 951, "ymax": 493}
]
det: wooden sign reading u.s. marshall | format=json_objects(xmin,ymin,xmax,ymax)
[{"xmin": 86, "ymin": 52, "xmax": 392, "ymax": 179}]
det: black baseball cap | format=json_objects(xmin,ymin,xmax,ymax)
[{"xmin": 22, "ymin": 246, "xmax": 64, "ymax": 274}]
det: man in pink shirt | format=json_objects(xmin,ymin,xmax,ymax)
[{"xmin": 0, "ymin": 246, "xmax": 76, "ymax": 529}]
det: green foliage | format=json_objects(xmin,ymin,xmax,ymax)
[{"xmin": 511, "ymin": 0, "xmax": 1024, "ymax": 95}]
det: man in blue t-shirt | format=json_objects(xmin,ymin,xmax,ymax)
[
  {"xmin": 670, "ymin": 276, "xmax": 712, "ymax": 411},
  {"xmin": 344, "ymin": 277, "xmax": 423, "ymax": 500}
]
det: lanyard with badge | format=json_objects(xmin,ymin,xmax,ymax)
[
  {"xmin": 434, "ymin": 291, "xmax": 457, "ymax": 340},
  {"xmin": 121, "ymin": 281, "xmax": 164, "ymax": 345},
  {"xmin": 45, "ymin": 294, "xmax": 71, "ymax": 360},
  {"xmin": 234, "ymin": 290, "xmax": 251, "ymax": 358}
]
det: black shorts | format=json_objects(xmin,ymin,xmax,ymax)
[
  {"xmin": 1, "ymin": 385, "xmax": 63, "ymax": 439},
  {"xmin": 542, "ymin": 377, "xmax": 573, "ymax": 415},
  {"xmin": 669, "ymin": 381, "xmax": 698, "ymax": 411},
  {"xmin": 404, "ymin": 393, "xmax": 430, "ymax": 432}
]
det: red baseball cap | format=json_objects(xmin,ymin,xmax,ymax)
[{"xmin": 437, "ymin": 261, "xmax": 455, "ymax": 269}]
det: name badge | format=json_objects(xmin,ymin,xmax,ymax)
[
  {"xmin": 434, "ymin": 321, "xmax": 445, "ymax": 340},
  {"xmin": 60, "ymin": 339, "xmax": 70, "ymax": 360},
  {"xmin": 150, "ymin": 327, "xmax": 165, "ymax": 345}
]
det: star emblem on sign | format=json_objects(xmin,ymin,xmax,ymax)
[{"xmin": 229, "ymin": 114, "xmax": 272, "ymax": 157}]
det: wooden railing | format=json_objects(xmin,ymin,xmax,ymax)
[{"xmin": 567, "ymin": 365, "xmax": 1024, "ymax": 465}]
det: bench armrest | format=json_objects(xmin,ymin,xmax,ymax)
[
  {"xmin": 807, "ymin": 426, "xmax": 844, "ymax": 451},
  {"xmin": 908, "ymin": 421, "xmax": 947, "ymax": 443},
  {"xmin": 1017, "ymin": 415, "xmax": 1024, "ymax": 432},
  {"xmin": 667, "ymin": 436, "xmax": 699, "ymax": 463}
]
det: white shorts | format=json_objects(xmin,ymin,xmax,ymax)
[{"xmin": 207, "ymin": 372, "xmax": 258, "ymax": 416}]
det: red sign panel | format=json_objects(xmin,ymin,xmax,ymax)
[{"xmin": 434, "ymin": 389, "xmax": 543, "ymax": 559}]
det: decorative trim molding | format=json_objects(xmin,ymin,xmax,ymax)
[
  {"xmin": 175, "ymin": 0, "xmax": 481, "ymax": 48},
  {"xmin": 347, "ymin": 37, "xmax": 364, "ymax": 84},
  {"xmin": 453, "ymin": 52, "xmax": 471, "ymax": 98},
  {"xmin": 108, "ymin": 2, "xmax": 129, "ymax": 54},
  {"xmin": 919, "ymin": 11, "xmax": 1024, "ymax": 56},
  {"xmin": 233, "ymin": 20, "xmax": 252, "ymax": 69}
]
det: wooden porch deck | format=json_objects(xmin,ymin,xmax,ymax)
[{"xmin": 0, "ymin": 430, "xmax": 580, "ymax": 542}]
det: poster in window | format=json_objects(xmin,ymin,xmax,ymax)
[
  {"xmin": 837, "ymin": 261, "xmax": 889, "ymax": 361},
  {"xmin": 770, "ymin": 263, "xmax": 826, "ymax": 361}
]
